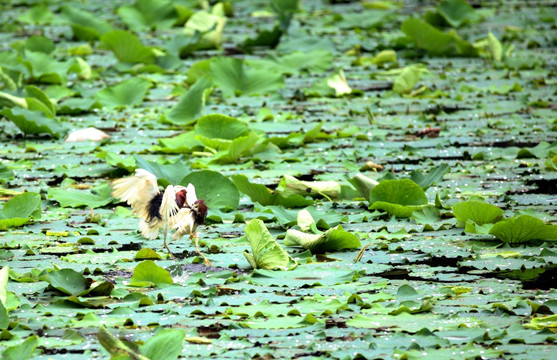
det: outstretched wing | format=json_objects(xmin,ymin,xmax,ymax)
[
  {"xmin": 160, "ymin": 185, "xmax": 180, "ymax": 222},
  {"xmin": 111, "ymin": 169, "xmax": 160, "ymax": 219},
  {"xmin": 184, "ymin": 183, "xmax": 198, "ymax": 208}
]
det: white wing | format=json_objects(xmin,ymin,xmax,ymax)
[
  {"xmin": 160, "ymin": 185, "xmax": 179, "ymax": 222},
  {"xmin": 169, "ymin": 207, "xmax": 196, "ymax": 241},
  {"xmin": 111, "ymin": 169, "xmax": 160, "ymax": 219},
  {"xmin": 185, "ymin": 183, "xmax": 198, "ymax": 208}
]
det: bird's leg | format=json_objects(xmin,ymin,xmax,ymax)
[
  {"xmin": 163, "ymin": 225, "xmax": 177, "ymax": 260},
  {"xmin": 191, "ymin": 232, "xmax": 212, "ymax": 266}
]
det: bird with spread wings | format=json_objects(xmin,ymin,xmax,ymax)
[{"xmin": 111, "ymin": 169, "xmax": 211, "ymax": 265}]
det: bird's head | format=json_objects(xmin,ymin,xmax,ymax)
[{"xmin": 192, "ymin": 199, "xmax": 208, "ymax": 225}]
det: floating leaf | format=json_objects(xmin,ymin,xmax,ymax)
[
  {"xmin": 401, "ymin": 18, "xmax": 477, "ymax": 57},
  {"xmin": 243, "ymin": 219, "xmax": 292, "ymax": 270},
  {"xmin": 453, "ymin": 200, "xmax": 503, "ymax": 227},
  {"xmin": 208, "ymin": 57, "xmax": 284, "ymax": 96},
  {"xmin": 1, "ymin": 108, "xmax": 65, "ymax": 138},
  {"xmin": 118, "ymin": 0, "xmax": 178, "ymax": 31},
  {"xmin": 95, "ymin": 77, "xmax": 152, "ymax": 108},
  {"xmin": 162, "ymin": 77, "xmax": 212, "ymax": 125},
  {"xmin": 129, "ymin": 260, "xmax": 174, "ymax": 287},
  {"xmin": 180, "ymin": 170, "xmax": 240, "ymax": 210},
  {"xmin": 49, "ymin": 183, "xmax": 113, "ymax": 208},
  {"xmin": 489, "ymin": 215, "xmax": 557, "ymax": 244},
  {"xmin": 61, "ymin": 6, "xmax": 113, "ymax": 41},
  {"xmin": 46, "ymin": 268, "xmax": 87, "ymax": 296},
  {"xmin": 100, "ymin": 30, "xmax": 156, "ymax": 64},
  {"xmin": 437, "ymin": 0, "xmax": 477, "ymax": 28},
  {"xmin": 369, "ymin": 179, "xmax": 428, "ymax": 217},
  {"xmin": 134, "ymin": 157, "xmax": 190, "ymax": 188},
  {"xmin": 0, "ymin": 192, "xmax": 41, "ymax": 230}
]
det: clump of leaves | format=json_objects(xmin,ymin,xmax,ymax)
[
  {"xmin": 243, "ymin": 219, "xmax": 295, "ymax": 270},
  {"xmin": 284, "ymin": 209, "xmax": 360, "ymax": 253}
]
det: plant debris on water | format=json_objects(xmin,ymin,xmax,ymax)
[{"xmin": 1, "ymin": 0, "xmax": 556, "ymax": 359}]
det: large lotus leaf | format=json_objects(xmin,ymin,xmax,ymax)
[
  {"xmin": 243, "ymin": 219, "xmax": 292, "ymax": 270},
  {"xmin": 100, "ymin": 30, "xmax": 156, "ymax": 64},
  {"xmin": 195, "ymin": 114, "xmax": 249, "ymax": 140},
  {"xmin": 129, "ymin": 260, "xmax": 174, "ymax": 287},
  {"xmin": 401, "ymin": 18, "xmax": 477, "ymax": 57},
  {"xmin": 61, "ymin": 5, "xmax": 113, "ymax": 41},
  {"xmin": 180, "ymin": 170, "xmax": 239, "ymax": 210},
  {"xmin": 118, "ymin": 0, "xmax": 178, "ymax": 31},
  {"xmin": 489, "ymin": 215, "xmax": 557, "ymax": 244},
  {"xmin": 46, "ymin": 269, "xmax": 87, "ymax": 296},
  {"xmin": 20, "ymin": 50, "xmax": 70, "ymax": 84},
  {"xmin": 452, "ymin": 200, "xmax": 503, "ymax": 226},
  {"xmin": 134, "ymin": 156, "xmax": 190, "ymax": 188},
  {"xmin": 437, "ymin": 0, "xmax": 477, "ymax": 28},
  {"xmin": 369, "ymin": 179, "xmax": 428, "ymax": 217},
  {"xmin": 140, "ymin": 328, "xmax": 185, "ymax": 360},
  {"xmin": 95, "ymin": 77, "xmax": 152, "ymax": 108},
  {"xmin": 24, "ymin": 85, "xmax": 56, "ymax": 117},
  {"xmin": 208, "ymin": 57, "xmax": 284, "ymax": 96},
  {"xmin": 0, "ymin": 192, "xmax": 41, "ymax": 230},
  {"xmin": 250, "ymin": 49, "xmax": 334, "ymax": 75},
  {"xmin": 0, "ymin": 108, "xmax": 67, "ymax": 138},
  {"xmin": 17, "ymin": 5, "xmax": 54, "ymax": 25},
  {"xmin": 162, "ymin": 77, "xmax": 212, "ymax": 125},
  {"xmin": 48, "ymin": 183, "xmax": 113, "ymax": 208}
]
